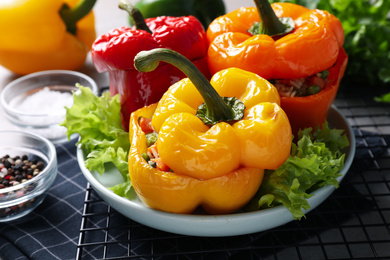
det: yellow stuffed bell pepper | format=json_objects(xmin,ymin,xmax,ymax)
[
  {"xmin": 129, "ymin": 48, "xmax": 292, "ymax": 214},
  {"xmin": 0, "ymin": 0, "xmax": 96, "ymax": 75}
]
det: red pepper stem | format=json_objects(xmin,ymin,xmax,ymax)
[
  {"xmin": 134, "ymin": 48, "xmax": 235, "ymax": 123},
  {"xmin": 59, "ymin": 0, "xmax": 96, "ymax": 35},
  {"xmin": 254, "ymin": 0, "xmax": 287, "ymax": 35},
  {"xmin": 119, "ymin": 0, "xmax": 152, "ymax": 34}
]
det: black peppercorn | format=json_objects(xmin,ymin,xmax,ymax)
[
  {"xmin": 3, "ymin": 161, "xmax": 11, "ymax": 169},
  {"xmin": 0, "ymin": 154, "xmax": 45, "ymax": 190},
  {"xmin": 15, "ymin": 175, "xmax": 22, "ymax": 182},
  {"xmin": 36, "ymin": 161, "xmax": 45, "ymax": 171},
  {"xmin": 14, "ymin": 163, "xmax": 23, "ymax": 172}
]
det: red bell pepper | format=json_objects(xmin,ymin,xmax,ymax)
[{"xmin": 91, "ymin": 1, "xmax": 210, "ymax": 131}]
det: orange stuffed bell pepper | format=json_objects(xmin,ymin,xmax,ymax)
[
  {"xmin": 207, "ymin": 0, "xmax": 348, "ymax": 137},
  {"xmin": 128, "ymin": 48, "xmax": 292, "ymax": 214}
]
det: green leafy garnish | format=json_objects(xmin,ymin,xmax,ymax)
[
  {"xmin": 245, "ymin": 122, "xmax": 349, "ymax": 220},
  {"xmin": 61, "ymin": 84, "xmax": 130, "ymax": 181},
  {"xmin": 109, "ymin": 181, "xmax": 136, "ymax": 200}
]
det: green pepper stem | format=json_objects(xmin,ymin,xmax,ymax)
[
  {"xmin": 254, "ymin": 0, "xmax": 287, "ymax": 35},
  {"xmin": 134, "ymin": 48, "xmax": 235, "ymax": 123},
  {"xmin": 59, "ymin": 0, "xmax": 96, "ymax": 35},
  {"xmin": 119, "ymin": 0, "xmax": 152, "ymax": 34}
]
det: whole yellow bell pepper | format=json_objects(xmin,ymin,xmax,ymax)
[
  {"xmin": 129, "ymin": 103, "xmax": 266, "ymax": 214},
  {"xmin": 128, "ymin": 48, "xmax": 292, "ymax": 214},
  {"xmin": 0, "ymin": 0, "xmax": 96, "ymax": 75}
]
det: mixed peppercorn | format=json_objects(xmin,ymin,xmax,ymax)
[
  {"xmin": 0, "ymin": 154, "xmax": 46, "ymax": 219},
  {"xmin": 0, "ymin": 154, "xmax": 45, "ymax": 189}
]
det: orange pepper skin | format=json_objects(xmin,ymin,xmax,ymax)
[
  {"xmin": 206, "ymin": 3, "xmax": 344, "ymax": 79},
  {"xmin": 280, "ymin": 48, "xmax": 348, "ymax": 137},
  {"xmin": 128, "ymin": 103, "xmax": 265, "ymax": 214}
]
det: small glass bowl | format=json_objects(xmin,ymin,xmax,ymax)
[
  {"xmin": 0, "ymin": 70, "xmax": 98, "ymax": 144},
  {"xmin": 0, "ymin": 130, "xmax": 57, "ymax": 222}
]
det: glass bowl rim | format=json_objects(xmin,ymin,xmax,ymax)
[{"xmin": 0, "ymin": 70, "xmax": 98, "ymax": 117}]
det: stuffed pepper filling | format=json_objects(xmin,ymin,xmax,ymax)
[
  {"xmin": 271, "ymin": 69, "xmax": 329, "ymax": 97},
  {"xmin": 137, "ymin": 116, "xmax": 169, "ymax": 171}
]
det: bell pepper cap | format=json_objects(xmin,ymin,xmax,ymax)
[{"xmin": 206, "ymin": 3, "xmax": 345, "ymax": 79}]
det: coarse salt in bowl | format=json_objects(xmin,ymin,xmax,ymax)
[
  {"xmin": 0, "ymin": 130, "xmax": 57, "ymax": 222},
  {"xmin": 0, "ymin": 70, "xmax": 98, "ymax": 144}
]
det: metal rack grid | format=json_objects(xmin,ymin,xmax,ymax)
[{"xmin": 76, "ymin": 85, "xmax": 390, "ymax": 260}]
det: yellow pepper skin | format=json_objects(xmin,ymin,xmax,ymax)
[
  {"xmin": 129, "ymin": 103, "xmax": 265, "ymax": 214},
  {"xmin": 158, "ymin": 114, "xmax": 242, "ymax": 180},
  {"xmin": 129, "ymin": 54, "xmax": 292, "ymax": 214},
  {"xmin": 0, "ymin": 0, "xmax": 95, "ymax": 75},
  {"xmin": 153, "ymin": 68, "xmax": 291, "ymax": 172}
]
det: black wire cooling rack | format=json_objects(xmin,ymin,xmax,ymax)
[{"xmin": 76, "ymin": 85, "xmax": 390, "ymax": 260}]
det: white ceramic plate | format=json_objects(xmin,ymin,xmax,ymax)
[{"xmin": 77, "ymin": 105, "xmax": 355, "ymax": 237}]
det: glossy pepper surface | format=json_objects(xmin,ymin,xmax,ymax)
[
  {"xmin": 207, "ymin": 1, "xmax": 344, "ymax": 80},
  {"xmin": 0, "ymin": 0, "xmax": 96, "ymax": 75},
  {"xmin": 128, "ymin": 48, "xmax": 292, "ymax": 214},
  {"xmin": 129, "ymin": 0, "xmax": 226, "ymax": 29},
  {"xmin": 92, "ymin": 1, "xmax": 210, "ymax": 131},
  {"xmin": 207, "ymin": 0, "xmax": 347, "ymax": 136},
  {"xmin": 281, "ymin": 48, "xmax": 348, "ymax": 137}
]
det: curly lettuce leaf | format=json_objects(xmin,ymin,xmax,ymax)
[
  {"xmin": 60, "ymin": 84, "xmax": 130, "ymax": 180},
  {"xmin": 108, "ymin": 175, "xmax": 136, "ymax": 200},
  {"xmin": 245, "ymin": 122, "xmax": 349, "ymax": 220}
]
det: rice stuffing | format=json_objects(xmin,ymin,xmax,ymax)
[{"xmin": 272, "ymin": 70, "xmax": 329, "ymax": 97}]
